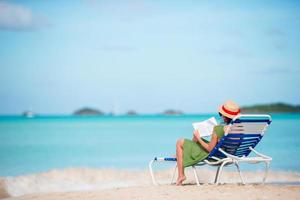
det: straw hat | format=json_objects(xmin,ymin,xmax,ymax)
[{"xmin": 219, "ymin": 100, "xmax": 240, "ymax": 119}]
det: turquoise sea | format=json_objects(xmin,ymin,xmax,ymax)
[{"xmin": 0, "ymin": 114, "xmax": 300, "ymax": 176}]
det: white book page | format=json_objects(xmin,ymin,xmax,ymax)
[{"xmin": 192, "ymin": 117, "xmax": 218, "ymax": 137}]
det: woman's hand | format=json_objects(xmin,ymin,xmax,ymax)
[{"xmin": 193, "ymin": 130, "xmax": 200, "ymax": 142}]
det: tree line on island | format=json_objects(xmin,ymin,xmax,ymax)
[{"xmin": 241, "ymin": 103, "xmax": 300, "ymax": 113}]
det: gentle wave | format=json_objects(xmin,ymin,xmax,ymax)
[
  {"xmin": 2, "ymin": 168, "xmax": 152, "ymax": 197},
  {"xmin": 2, "ymin": 167, "xmax": 300, "ymax": 197}
]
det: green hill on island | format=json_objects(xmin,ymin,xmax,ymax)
[
  {"xmin": 163, "ymin": 109, "xmax": 184, "ymax": 116},
  {"xmin": 73, "ymin": 107, "xmax": 105, "ymax": 116},
  {"xmin": 241, "ymin": 103, "xmax": 300, "ymax": 113}
]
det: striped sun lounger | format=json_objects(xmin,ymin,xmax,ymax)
[{"xmin": 149, "ymin": 114, "xmax": 272, "ymax": 186}]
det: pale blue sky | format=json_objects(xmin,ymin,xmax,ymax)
[{"xmin": 0, "ymin": 0, "xmax": 300, "ymax": 115}]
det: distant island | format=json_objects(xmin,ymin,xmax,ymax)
[
  {"xmin": 71, "ymin": 103, "xmax": 299, "ymax": 116},
  {"xmin": 163, "ymin": 109, "xmax": 184, "ymax": 116},
  {"xmin": 241, "ymin": 103, "xmax": 300, "ymax": 113},
  {"xmin": 73, "ymin": 107, "xmax": 104, "ymax": 116},
  {"xmin": 126, "ymin": 110, "xmax": 138, "ymax": 116}
]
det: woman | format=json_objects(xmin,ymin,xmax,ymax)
[{"xmin": 175, "ymin": 100, "xmax": 240, "ymax": 185}]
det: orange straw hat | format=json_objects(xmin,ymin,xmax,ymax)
[{"xmin": 219, "ymin": 100, "xmax": 241, "ymax": 119}]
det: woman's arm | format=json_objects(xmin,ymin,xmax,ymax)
[{"xmin": 193, "ymin": 129, "xmax": 218, "ymax": 152}]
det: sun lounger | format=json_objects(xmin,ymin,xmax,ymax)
[{"xmin": 149, "ymin": 114, "xmax": 272, "ymax": 185}]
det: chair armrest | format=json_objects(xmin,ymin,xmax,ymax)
[
  {"xmin": 218, "ymin": 148, "xmax": 241, "ymax": 160},
  {"xmin": 249, "ymin": 147, "xmax": 272, "ymax": 161},
  {"xmin": 218, "ymin": 147, "xmax": 272, "ymax": 163}
]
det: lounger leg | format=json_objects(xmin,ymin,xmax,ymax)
[
  {"xmin": 214, "ymin": 160, "xmax": 231, "ymax": 184},
  {"xmin": 214, "ymin": 163, "xmax": 224, "ymax": 184},
  {"xmin": 149, "ymin": 159, "xmax": 158, "ymax": 185},
  {"xmin": 214, "ymin": 165, "xmax": 222, "ymax": 184},
  {"xmin": 234, "ymin": 162, "xmax": 245, "ymax": 185},
  {"xmin": 192, "ymin": 166, "xmax": 200, "ymax": 186},
  {"xmin": 171, "ymin": 164, "xmax": 177, "ymax": 185},
  {"xmin": 262, "ymin": 161, "xmax": 270, "ymax": 184}
]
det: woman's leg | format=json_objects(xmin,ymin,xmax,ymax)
[{"xmin": 176, "ymin": 138, "xmax": 186, "ymax": 185}]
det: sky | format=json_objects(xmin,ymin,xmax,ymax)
[{"xmin": 0, "ymin": 0, "xmax": 300, "ymax": 115}]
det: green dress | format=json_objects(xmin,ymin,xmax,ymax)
[{"xmin": 182, "ymin": 125, "xmax": 225, "ymax": 168}]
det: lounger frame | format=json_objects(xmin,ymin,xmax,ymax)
[{"xmin": 149, "ymin": 114, "xmax": 272, "ymax": 186}]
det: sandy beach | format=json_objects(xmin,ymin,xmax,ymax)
[
  {"xmin": 1, "ymin": 168, "xmax": 300, "ymax": 200},
  {"xmin": 1, "ymin": 184, "xmax": 300, "ymax": 200}
]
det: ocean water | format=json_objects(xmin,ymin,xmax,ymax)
[{"xmin": 0, "ymin": 114, "xmax": 300, "ymax": 176}]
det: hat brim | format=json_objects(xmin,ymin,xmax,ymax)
[{"xmin": 218, "ymin": 105, "xmax": 239, "ymax": 119}]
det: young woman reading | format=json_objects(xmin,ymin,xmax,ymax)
[{"xmin": 175, "ymin": 100, "xmax": 241, "ymax": 185}]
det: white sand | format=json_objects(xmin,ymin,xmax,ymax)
[
  {"xmin": 3, "ymin": 185, "xmax": 300, "ymax": 200},
  {"xmin": 1, "ymin": 168, "xmax": 300, "ymax": 200}
]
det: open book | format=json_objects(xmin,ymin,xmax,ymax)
[{"xmin": 192, "ymin": 117, "xmax": 218, "ymax": 137}]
